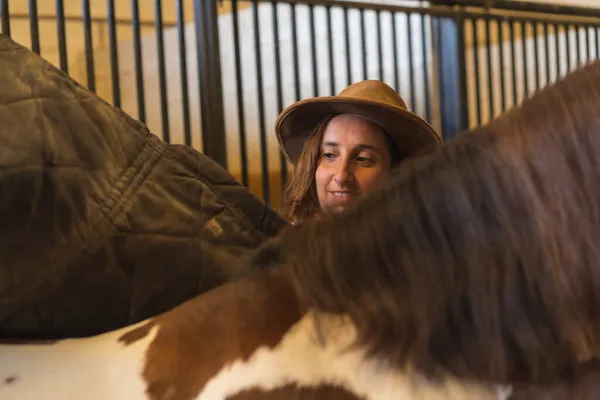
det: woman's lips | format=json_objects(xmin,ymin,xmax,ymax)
[{"xmin": 328, "ymin": 191, "xmax": 355, "ymax": 203}]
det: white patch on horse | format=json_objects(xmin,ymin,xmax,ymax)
[
  {"xmin": 198, "ymin": 311, "xmax": 512, "ymax": 400},
  {"xmin": 0, "ymin": 319, "xmax": 158, "ymax": 400}
]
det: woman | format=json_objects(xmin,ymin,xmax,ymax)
[{"xmin": 275, "ymin": 80, "xmax": 442, "ymax": 224}]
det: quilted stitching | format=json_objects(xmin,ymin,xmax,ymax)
[{"xmin": 0, "ymin": 34, "xmax": 288, "ymax": 340}]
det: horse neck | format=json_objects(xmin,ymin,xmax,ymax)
[{"xmin": 0, "ymin": 319, "xmax": 158, "ymax": 400}]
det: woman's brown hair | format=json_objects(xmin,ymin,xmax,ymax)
[
  {"xmin": 280, "ymin": 117, "xmax": 332, "ymax": 224},
  {"xmin": 280, "ymin": 116, "xmax": 408, "ymax": 224}
]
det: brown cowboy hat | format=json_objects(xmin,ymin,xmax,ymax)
[{"xmin": 275, "ymin": 80, "xmax": 442, "ymax": 164}]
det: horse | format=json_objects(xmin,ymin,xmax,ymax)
[{"xmin": 3, "ymin": 60, "xmax": 600, "ymax": 400}]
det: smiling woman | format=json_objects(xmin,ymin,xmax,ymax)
[{"xmin": 275, "ymin": 80, "xmax": 442, "ymax": 224}]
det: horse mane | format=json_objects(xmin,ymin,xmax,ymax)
[{"xmin": 275, "ymin": 60, "xmax": 600, "ymax": 385}]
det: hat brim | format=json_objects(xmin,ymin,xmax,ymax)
[{"xmin": 275, "ymin": 96, "xmax": 442, "ymax": 164}]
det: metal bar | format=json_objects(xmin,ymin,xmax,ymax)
[
  {"xmin": 532, "ymin": 22, "xmax": 540, "ymax": 91},
  {"xmin": 291, "ymin": 4, "xmax": 301, "ymax": 101},
  {"xmin": 585, "ymin": 25, "xmax": 591, "ymax": 62},
  {"xmin": 594, "ymin": 27, "xmax": 600, "ymax": 59},
  {"xmin": 81, "ymin": 0, "xmax": 95, "ymax": 92},
  {"xmin": 554, "ymin": 23, "xmax": 561, "ymax": 80},
  {"xmin": 392, "ymin": 11, "xmax": 400, "ymax": 92},
  {"xmin": 421, "ymin": 13, "xmax": 432, "ymax": 122},
  {"xmin": 107, "ymin": 0, "xmax": 121, "ymax": 108},
  {"xmin": 343, "ymin": 7, "xmax": 352, "ymax": 86},
  {"xmin": 566, "ymin": 24, "xmax": 573, "ymax": 72},
  {"xmin": 29, "ymin": 0, "xmax": 40, "ymax": 54},
  {"xmin": 472, "ymin": 17, "xmax": 482, "ymax": 126},
  {"xmin": 509, "ymin": 20, "xmax": 518, "ymax": 105},
  {"xmin": 544, "ymin": 23, "xmax": 551, "ymax": 86},
  {"xmin": 1, "ymin": 0, "xmax": 10, "ymax": 36},
  {"xmin": 176, "ymin": 0, "xmax": 191, "ymax": 146},
  {"xmin": 252, "ymin": 1, "xmax": 270, "ymax": 203},
  {"xmin": 4, "ymin": 12, "xmax": 174, "ymax": 27},
  {"xmin": 498, "ymin": 19, "xmax": 507, "ymax": 112},
  {"xmin": 309, "ymin": 5, "xmax": 318, "ymax": 96},
  {"xmin": 131, "ymin": 0, "xmax": 146, "ymax": 123},
  {"xmin": 360, "ymin": 9, "xmax": 367, "ymax": 80},
  {"xmin": 154, "ymin": 0, "xmax": 170, "ymax": 143},
  {"xmin": 435, "ymin": 17, "xmax": 446, "ymax": 134},
  {"xmin": 485, "ymin": 16, "xmax": 494, "ymax": 119},
  {"xmin": 575, "ymin": 25, "xmax": 582, "ymax": 67},
  {"xmin": 271, "ymin": 1, "xmax": 287, "ymax": 187},
  {"xmin": 231, "ymin": 0, "xmax": 248, "ymax": 187},
  {"xmin": 521, "ymin": 21, "xmax": 529, "ymax": 99},
  {"xmin": 193, "ymin": 0, "xmax": 227, "ymax": 167},
  {"xmin": 55, "ymin": 0, "xmax": 68, "ymax": 72},
  {"xmin": 376, "ymin": 10, "xmax": 384, "ymax": 81},
  {"xmin": 326, "ymin": 5, "xmax": 335, "ymax": 95},
  {"xmin": 407, "ymin": 13, "xmax": 416, "ymax": 111},
  {"xmin": 433, "ymin": 11, "xmax": 468, "ymax": 139}
]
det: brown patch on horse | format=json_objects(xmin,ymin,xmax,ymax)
[
  {"xmin": 3, "ymin": 376, "xmax": 18, "ymax": 385},
  {"xmin": 226, "ymin": 383, "xmax": 366, "ymax": 399},
  {"xmin": 142, "ymin": 267, "xmax": 304, "ymax": 400},
  {"xmin": 118, "ymin": 321, "xmax": 156, "ymax": 346},
  {"xmin": 509, "ymin": 360, "xmax": 600, "ymax": 400}
]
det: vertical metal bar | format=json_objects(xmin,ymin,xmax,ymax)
[
  {"xmin": 407, "ymin": 13, "xmax": 416, "ymax": 111},
  {"xmin": 421, "ymin": 12, "xmax": 431, "ymax": 122},
  {"xmin": 565, "ymin": 24, "xmax": 572, "ymax": 72},
  {"xmin": 176, "ymin": 0, "xmax": 191, "ymax": 146},
  {"xmin": 543, "ymin": 23, "xmax": 550, "ymax": 86},
  {"xmin": 575, "ymin": 25, "xmax": 581, "ymax": 67},
  {"xmin": 392, "ymin": 11, "xmax": 400, "ymax": 92},
  {"xmin": 343, "ymin": 7, "xmax": 352, "ymax": 86},
  {"xmin": 498, "ymin": 19, "xmax": 507, "ymax": 112},
  {"xmin": 585, "ymin": 25, "xmax": 591, "ymax": 62},
  {"xmin": 107, "ymin": 0, "xmax": 121, "ymax": 108},
  {"xmin": 376, "ymin": 10, "xmax": 384, "ymax": 81},
  {"xmin": 472, "ymin": 18, "xmax": 482, "ymax": 126},
  {"xmin": 131, "ymin": 0, "xmax": 146, "ymax": 123},
  {"xmin": 231, "ymin": 0, "xmax": 248, "ymax": 187},
  {"xmin": 1, "ymin": 0, "xmax": 10, "ymax": 36},
  {"xmin": 81, "ymin": 0, "xmax": 95, "ymax": 92},
  {"xmin": 521, "ymin": 21, "xmax": 529, "ymax": 99},
  {"xmin": 360, "ymin": 9, "xmax": 367, "ymax": 80},
  {"xmin": 29, "ymin": 0, "xmax": 40, "ymax": 54},
  {"xmin": 326, "ymin": 5, "xmax": 335, "ymax": 95},
  {"xmin": 291, "ymin": 4, "xmax": 301, "ymax": 101},
  {"xmin": 435, "ymin": 17, "xmax": 446, "ymax": 134},
  {"xmin": 271, "ymin": 1, "xmax": 287, "ymax": 187},
  {"xmin": 154, "ymin": 0, "xmax": 170, "ymax": 143},
  {"xmin": 193, "ymin": 0, "xmax": 227, "ymax": 167},
  {"xmin": 55, "ymin": 0, "xmax": 68, "ymax": 72},
  {"xmin": 433, "ymin": 12, "xmax": 468, "ymax": 139},
  {"xmin": 309, "ymin": 5, "xmax": 318, "ymax": 97},
  {"xmin": 252, "ymin": 1, "xmax": 270, "ymax": 203},
  {"xmin": 509, "ymin": 20, "xmax": 518, "ymax": 106},
  {"xmin": 485, "ymin": 16, "xmax": 494, "ymax": 120},
  {"xmin": 596, "ymin": 26, "xmax": 599, "ymax": 61},
  {"xmin": 532, "ymin": 22, "xmax": 540, "ymax": 91},
  {"xmin": 554, "ymin": 23, "xmax": 561, "ymax": 79}
]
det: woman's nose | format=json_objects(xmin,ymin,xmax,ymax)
[{"xmin": 333, "ymin": 162, "xmax": 355, "ymax": 184}]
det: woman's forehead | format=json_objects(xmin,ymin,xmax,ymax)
[{"xmin": 321, "ymin": 114, "xmax": 388, "ymax": 150}]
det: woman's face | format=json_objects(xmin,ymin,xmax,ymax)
[{"xmin": 315, "ymin": 114, "xmax": 392, "ymax": 213}]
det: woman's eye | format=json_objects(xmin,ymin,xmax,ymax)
[
  {"xmin": 322, "ymin": 152, "xmax": 336, "ymax": 160},
  {"xmin": 356, "ymin": 156, "xmax": 374, "ymax": 164}
]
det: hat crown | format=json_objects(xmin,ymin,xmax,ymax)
[{"xmin": 337, "ymin": 80, "xmax": 408, "ymax": 110}]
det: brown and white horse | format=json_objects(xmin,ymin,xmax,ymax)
[{"xmin": 4, "ymin": 61, "xmax": 600, "ymax": 400}]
